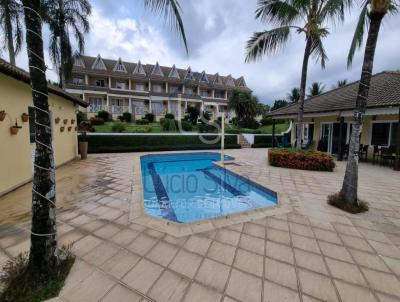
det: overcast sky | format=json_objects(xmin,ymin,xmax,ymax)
[{"xmin": 7, "ymin": 0, "xmax": 400, "ymax": 105}]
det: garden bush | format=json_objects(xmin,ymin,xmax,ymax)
[
  {"xmin": 198, "ymin": 123, "xmax": 219, "ymax": 133},
  {"xmin": 97, "ymin": 110, "xmax": 110, "ymax": 122},
  {"xmin": 136, "ymin": 119, "xmax": 149, "ymax": 125},
  {"xmin": 76, "ymin": 111, "xmax": 86, "ymax": 124},
  {"xmin": 165, "ymin": 113, "xmax": 175, "ymax": 119},
  {"xmin": 144, "ymin": 113, "xmax": 155, "ymax": 123},
  {"xmin": 111, "ymin": 122, "xmax": 126, "ymax": 133},
  {"xmin": 238, "ymin": 117, "xmax": 260, "ymax": 129},
  {"xmin": 122, "ymin": 112, "xmax": 132, "ymax": 123},
  {"xmin": 89, "ymin": 116, "xmax": 105, "ymax": 125},
  {"xmin": 260, "ymin": 117, "xmax": 273, "ymax": 126},
  {"xmin": 82, "ymin": 134, "xmax": 240, "ymax": 153},
  {"xmin": 162, "ymin": 119, "xmax": 178, "ymax": 132},
  {"xmin": 179, "ymin": 120, "xmax": 193, "ymax": 131},
  {"xmin": 268, "ymin": 148, "xmax": 335, "ymax": 171}
]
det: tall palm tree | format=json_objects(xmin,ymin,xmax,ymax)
[
  {"xmin": 22, "ymin": 0, "xmax": 187, "ymax": 276},
  {"xmin": 228, "ymin": 89, "xmax": 258, "ymax": 123},
  {"xmin": 307, "ymin": 81, "xmax": 325, "ymax": 96},
  {"xmin": 339, "ymin": 0, "xmax": 398, "ymax": 206},
  {"xmin": 287, "ymin": 87, "xmax": 300, "ymax": 103},
  {"xmin": 46, "ymin": 0, "xmax": 91, "ymax": 88},
  {"xmin": 0, "ymin": 0, "xmax": 23, "ymax": 65},
  {"xmin": 245, "ymin": 0, "xmax": 349, "ymax": 148}
]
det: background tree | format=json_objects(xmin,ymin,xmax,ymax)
[
  {"xmin": 271, "ymin": 99, "xmax": 288, "ymax": 111},
  {"xmin": 0, "ymin": 0, "xmax": 23, "ymax": 65},
  {"xmin": 186, "ymin": 106, "xmax": 200, "ymax": 125},
  {"xmin": 307, "ymin": 81, "xmax": 325, "ymax": 97},
  {"xmin": 339, "ymin": 0, "xmax": 398, "ymax": 206},
  {"xmin": 22, "ymin": 0, "xmax": 188, "ymax": 277},
  {"xmin": 287, "ymin": 87, "xmax": 300, "ymax": 103},
  {"xmin": 228, "ymin": 89, "xmax": 258, "ymax": 124},
  {"xmin": 46, "ymin": 0, "xmax": 91, "ymax": 88},
  {"xmin": 256, "ymin": 101, "xmax": 270, "ymax": 116},
  {"xmin": 245, "ymin": 0, "xmax": 348, "ymax": 148},
  {"xmin": 336, "ymin": 79, "xmax": 348, "ymax": 87}
]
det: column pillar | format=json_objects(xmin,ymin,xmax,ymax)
[
  {"xmin": 128, "ymin": 98, "xmax": 132, "ymax": 113},
  {"xmin": 272, "ymin": 119, "xmax": 276, "ymax": 148},
  {"xmin": 338, "ymin": 117, "xmax": 345, "ymax": 161},
  {"xmin": 128, "ymin": 79, "xmax": 132, "ymax": 90}
]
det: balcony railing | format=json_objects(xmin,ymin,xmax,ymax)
[
  {"xmin": 88, "ymin": 105, "xmax": 108, "ymax": 113},
  {"xmin": 111, "ymin": 106, "xmax": 130, "ymax": 114}
]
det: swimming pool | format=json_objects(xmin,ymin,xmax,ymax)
[{"xmin": 140, "ymin": 152, "xmax": 278, "ymax": 223}]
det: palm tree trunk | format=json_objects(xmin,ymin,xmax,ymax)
[
  {"xmin": 340, "ymin": 12, "xmax": 385, "ymax": 205},
  {"xmin": 23, "ymin": 0, "xmax": 58, "ymax": 276},
  {"xmin": 4, "ymin": 1, "xmax": 16, "ymax": 65},
  {"xmin": 296, "ymin": 38, "xmax": 312, "ymax": 149}
]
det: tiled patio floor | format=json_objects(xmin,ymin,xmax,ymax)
[{"xmin": 0, "ymin": 148, "xmax": 400, "ymax": 302}]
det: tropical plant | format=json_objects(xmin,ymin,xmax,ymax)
[
  {"xmin": 21, "ymin": 0, "xmax": 188, "ymax": 280},
  {"xmin": 307, "ymin": 82, "xmax": 325, "ymax": 97},
  {"xmin": 45, "ymin": 0, "xmax": 91, "ymax": 88},
  {"xmin": 245, "ymin": 0, "xmax": 348, "ymax": 148},
  {"xmin": 0, "ymin": 0, "xmax": 23, "ymax": 65},
  {"xmin": 287, "ymin": 87, "xmax": 300, "ymax": 103},
  {"xmin": 228, "ymin": 89, "xmax": 257, "ymax": 124},
  {"xmin": 256, "ymin": 101, "xmax": 270, "ymax": 116},
  {"xmin": 271, "ymin": 99, "xmax": 288, "ymax": 111},
  {"xmin": 338, "ymin": 0, "xmax": 399, "ymax": 207},
  {"xmin": 336, "ymin": 79, "xmax": 348, "ymax": 87},
  {"xmin": 186, "ymin": 106, "xmax": 200, "ymax": 125}
]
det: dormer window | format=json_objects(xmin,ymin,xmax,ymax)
[
  {"xmin": 185, "ymin": 67, "xmax": 194, "ymax": 81},
  {"xmin": 238, "ymin": 76, "xmax": 247, "ymax": 87},
  {"xmin": 214, "ymin": 73, "xmax": 223, "ymax": 85},
  {"xmin": 226, "ymin": 75, "xmax": 235, "ymax": 87},
  {"xmin": 168, "ymin": 64, "xmax": 180, "ymax": 79},
  {"xmin": 151, "ymin": 62, "xmax": 164, "ymax": 77},
  {"xmin": 74, "ymin": 57, "xmax": 85, "ymax": 68},
  {"xmin": 200, "ymin": 71, "xmax": 209, "ymax": 83},
  {"xmin": 92, "ymin": 54, "xmax": 107, "ymax": 70},
  {"xmin": 113, "ymin": 58, "xmax": 127, "ymax": 73},
  {"xmin": 133, "ymin": 60, "xmax": 146, "ymax": 76}
]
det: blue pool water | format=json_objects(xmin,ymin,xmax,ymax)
[{"xmin": 141, "ymin": 152, "xmax": 277, "ymax": 223}]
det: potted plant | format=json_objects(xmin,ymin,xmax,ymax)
[
  {"xmin": 68, "ymin": 126, "xmax": 72, "ymax": 132},
  {"xmin": 63, "ymin": 119, "xmax": 68, "ymax": 124},
  {"xmin": 71, "ymin": 119, "xmax": 75, "ymax": 124},
  {"xmin": 60, "ymin": 126, "xmax": 65, "ymax": 132},
  {"xmin": 0, "ymin": 110, "xmax": 6, "ymax": 121},
  {"xmin": 21, "ymin": 113, "xmax": 29, "ymax": 122},
  {"xmin": 79, "ymin": 121, "xmax": 90, "ymax": 159},
  {"xmin": 10, "ymin": 120, "xmax": 22, "ymax": 135},
  {"xmin": 55, "ymin": 117, "xmax": 60, "ymax": 124}
]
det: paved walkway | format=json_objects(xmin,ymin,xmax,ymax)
[{"xmin": 0, "ymin": 149, "xmax": 400, "ymax": 302}]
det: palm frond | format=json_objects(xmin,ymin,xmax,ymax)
[
  {"xmin": 144, "ymin": 0, "xmax": 188, "ymax": 54},
  {"xmin": 347, "ymin": 1, "xmax": 369, "ymax": 67},
  {"xmin": 309, "ymin": 29, "xmax": 329, "ymax": 69},
  {"xmin": 319, "ymin": 0, "xmax": 351, "ymax": 25},
  {"xmin": 245, "ymin": 26, "xmax": 291, "ymax": 62},
  {"xmin": 255, "ymin": 0, "xmax": 300, "ymax": 26}
]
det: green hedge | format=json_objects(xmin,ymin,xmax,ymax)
[
  {"xmin": 252, "ymin": 135, "xmax": 273, "ymax": 147},
  {"xmin": 82, "ymin": 134, "xmax": 240, "ymax": 153}
]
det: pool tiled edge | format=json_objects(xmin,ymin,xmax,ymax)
[{"xmin": 129, "ymin": 152, "xmax": 292, "ymax": 237}]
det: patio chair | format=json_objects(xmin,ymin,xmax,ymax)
[{"xmin": 372, "ymin": 145, "xmax": 381, "ymax": 165}]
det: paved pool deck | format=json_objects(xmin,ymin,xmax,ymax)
[{"xmin": 0, "ymin": 148, "xmax": 400, "ymax": 302}]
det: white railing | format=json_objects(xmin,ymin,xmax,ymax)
[
  {"xmin": 88, "ymin": 105, "xmax": 108, "ymax": 113},
  {"xmin": 111, "ymin": 106, "xmax": 130, "ymax": 114},
  {"xmin": 134, "ymin": 107, "xmax": 145, "ymax": 115}
]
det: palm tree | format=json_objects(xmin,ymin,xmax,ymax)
[
  {"xmin": 287, "ymin": 87, "xmax": 300, "ymax": 103},
  {"xmin": 245, "ymin": 0, "xmax": 348, "ymax": 148},
  {"xmin": 228, "ymin": 89, "xmax": 257, "ymax": 123},
  {"xmin": 339, "ymin": 0, "xmax": 398, "ymax": 206},
  {"xmin": 46, "ymin": 0, "xmax": 91, "ymax": 88},
  {"xmin": 22, "ymin": 0, "xmax": 187, "ymax": 276},
  {"xmin": 307, "ymin": 81, "xmax": 325, "ymax": 97},
  {"xmin": 0, "ymin": 0, "xmax": 23, "ymax": 65},
  {"xmin": 336, "ymin": 79, "xmax": 348, "ymax": 87}
]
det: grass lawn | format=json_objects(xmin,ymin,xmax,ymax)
[{"xmin": 258, "ymin": 121, "xmax": 290, "ymax": 134}]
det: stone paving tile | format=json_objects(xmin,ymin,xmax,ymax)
[{"xmin": 2, "ymin": 149, "xmax": 400, "ymax": 302}]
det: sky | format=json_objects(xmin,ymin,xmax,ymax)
[{"xmin": 6, "ymin": 0, "xmax": 400, "ymax": 105}]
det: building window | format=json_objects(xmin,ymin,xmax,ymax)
[
  {"xmin": 169, "ymin": 86, "xmax": 179, "ymax": 94},
  {"xmin": 200, "ymin": 90, "xmax": 209, "ymax": 97},
  {"xmin": 73, "ymin": 76, "xmax": 84, "ymax": 85},
  {"xmin": 28, "ymin": 106, "xmax": 35, "ymax": 143},
  {"xmin": 152, "ymin": 102, "xmax": 164, "ymax": 116},
  {"xmin": 371, "ymin": 122, "xmax": 391, "ymax": 146},
  {"xmin": 218, "ymin": 106, "xmax": 225, "ymax": 113},
  {"xmin": 214, "ymin": 90, "xmax": 224, "ymax": 98},
  {"xmin": 185, "ymin": 87, "xmax": 193, "ymax": 95},
  {"xmin": 116, "ymin": 80, "xmax": 126, "ymax": 90},
  {"xmin": 153, "ymin": 84, "xmax": 162, "ymax": 93},
  {"xmin": 95, "ymin": 79, "xmax": 105, "ymax": 87},
  {"xmin": 132, "ymin": 101, "xmax": 144, "ymax": 115},
  {"xmin": 135, "ymin": 83, "xmax": 145, "ymax": 91},
  {"xmin": 89, "ymin": 97, "xmax": 106, "ymax": 112}
]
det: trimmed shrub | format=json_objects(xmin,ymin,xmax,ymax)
[
  {"xmin": 81, "ymin": 134, "xmax": 240, "ymax": 153},
  {"xmin": 122, "ymin": 112, "xmax": 132, "ymax": 123},
  {"xmin": 198, "ymin": 123, "xmax": 219, "ymax": 133},
  {"xmin": 260, "ymin": 117, "xmax": 273, "ymax": 126},
  {"xmin": 268, "ymin": 148, "xmax": 335, "ymax": 171},
  {"xmin": 97, "ymin": 110, "xmax": 110, "ymax": 122},
  {"xmin": 180, "ymin": 120, "xmax": 193, "ymax": 131},
  {"xmin": 117, "ymin": 115, "xmax": 124, "ymax": 122},
  {"xmin": 238, "ymin": 117, "xmax": 259, "ymax": 129},
  {"xmin": 90, "ymin": 117, "xmax": 105, "ymax": 125},
  {"xmin": 111, "ymin": 122, "xmax": 126, "ymax": 133},
  {"xmin": 136, "ymin": 119, "xmax": 149, "ymax": 125},
  {"xmin": 144, "ymin": 113, "xmax": 155, "ymax": 123},
  {"xmin": 165, "ymin": 113, "xmax": 175, "ymax": 119},
  {"xmin": 162, "ymin": 119, "xmax": 178, "ymax": 132}
]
